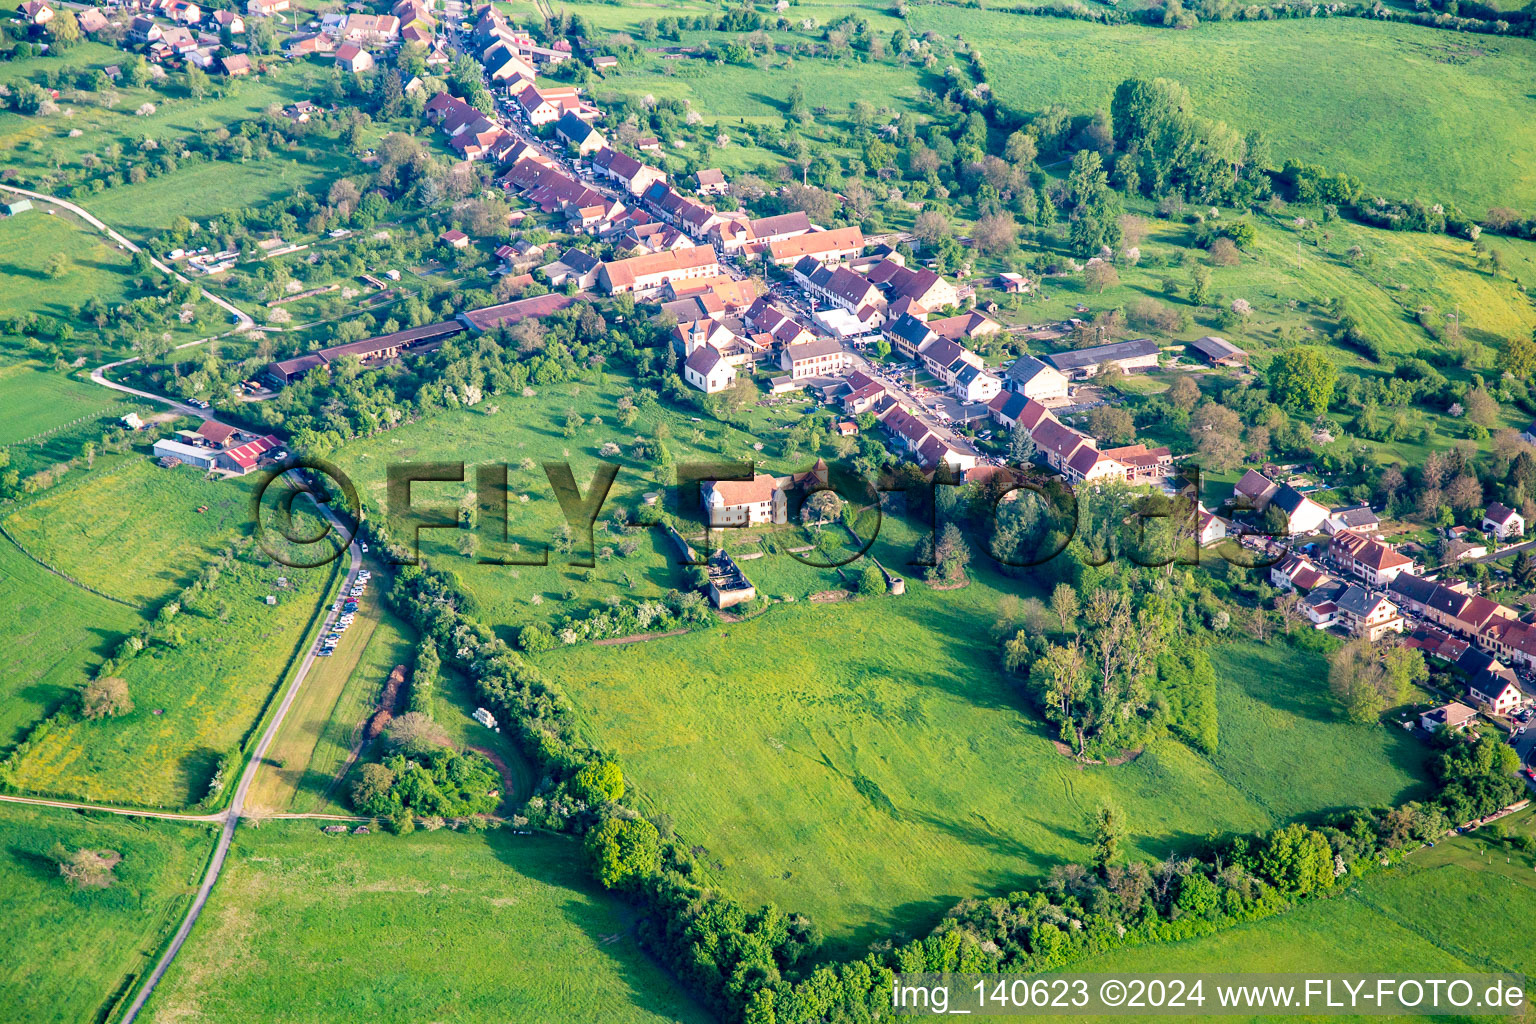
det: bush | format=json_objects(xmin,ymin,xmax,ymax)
[
  {"xmin": 585, "ymin": 815, "xmax": 659, "ymax": 890},
  {"xmin": 80, "ymin": 676, "xmax": 132, "ymax": 720}
]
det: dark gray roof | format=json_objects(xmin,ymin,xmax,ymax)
[
  {"xmin": 1006, "ymin": 355, "xmax": 1055, "ymax": 384},
  {"xmin": 1271, "ymin": 484, "xmax": 1312, "ymax": 516},
  {"xmin": 888, "ymin": 312, "xmax": 933, "ymax": 348},
  {"xmin": 1336, "ymin": 584, "xmax": 1387, "ymax": 618},
  {"xmin": 1187, "ymin": 335, "xmax": 1246, "ymax": 362},
  {"xmin": 1387, "ymin": 573, "xmax": 1439, "ymax": 605},
  {"xmin": 1042, "ymin": 338, "xmax": 1158, "ymax": 371},
  {"xmin": 555, "ymin": 110, "xmax": 598, "ymax": 142},
  {"xmin": 557, "ymin": 247, "xmax": 599, "ymax": 273},
  {"xmin": 1332, "ymin": 503, "xmax": 1379, "ymax": 528}
]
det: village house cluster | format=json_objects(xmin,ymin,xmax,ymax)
[{"xmin": 1251, "ymin": 466, "xmax": 1532, "ymax": 725}]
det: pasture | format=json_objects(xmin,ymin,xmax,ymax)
[
  {"xmin": 0, "ymin": 358, "xmax": 143, "ymax": 476},
  {"xmin": 0, "ymin": 207, "xmax": 224, "ymax": 351},
  {"xmin": 536, "ymin": 547, "xmax": 1434, "ymax": 955},
  {"xmin": 327, "ymin": 373, "xmax": 851, "ymax": 638},
  {"xmin": 905, "ymin": 9, "xmax": 1536, "ymax": 215},
  {"xmin": 0, "ymin": 803, "xmax": 212, "ymax": 1024},
  {"xmin": 1049, "ymin": 814, "xmax": 1536, "ymax": 1022},
  {"xmin": 5, "ymin": 535, "xmax": 342, "ymax": 808},
  {"xmin": 0, "ymin": 47, "xmax": 346, "ymax": 235},
  {"xmin": 0, "ymin": 536, "xmax": 142, "ymax": 750},
  {"xmin": 3, "ymin": 455, "xmax": 256, "ymax": 607},
  {"xmin": 140, "ymin": 824, "xmax": 714, "ymax": 1024}
]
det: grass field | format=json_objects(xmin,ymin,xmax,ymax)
[
  {"xmin": 0, "ymin": 803, "xmax": 212, "ymax": 1024},
  {"xmin": 0, "ymin": 358, "xmax": 144, "ymax": 476},
  {"xmin": 327, "ymin": 374, "xmax": 855, "ymax": 640},
  {"xmin": 1046, "ymin": 813, "xmax": 1536, "ymax": 1022},
  {"xmin": 535, "ymin": 529, "xmax": 1434, "ymax": 955},
  {"xmin": 1013, "ymin": 209, "xmax": 1536, "ymax": 369},
  {"xmin": 5, "ymin": 540, "xmax": 341, "ymax": 808},
  {"xmin": 4, "ymin": 455, "xmax": 256, "ymax": 607},
  {"xmin": 0, "ymin": 47, "xmax": 347, "ymax": 235},
  {"xmin": 0, "ymin": 536, "xmax": 143, "ymax": 750},
  {"xmin": 140, "ymin": 824, "xmax": 713, "ymax": 1024},
  {"xmin": 0, "ymin": 205, "xmax": 225, "ymax": 350},
  {"xmin": 904, "ymin": 9, "xmax": 1536, "ymax": 215},
  {"xmin": 245, "ymin": 559, "xmax": 402, "ymax": 814}
]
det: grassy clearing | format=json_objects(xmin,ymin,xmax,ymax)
[
  {"xmin": 6, "ymin": 541, "xmax": 340, "ymax": 808},
  {"xmin": 4, "ymin": 455, "xmax": 254, "ymax": 607},
  {"xmin": 0, "ymin": 207, "xmax": 226, "ymax": 349},
  {"xmin": 0, "ymin": 536, "xmax": 143, "ymax": 749},
  {"xmin": 0, "ymin": 358, "xmax": 145, "ymax": 475},
  {"xmin": 328, "ymin": 374, "xmax": 852, "ymax": 639},
  {"xmin": 906, "ymin": 9, "xmax": 1536, "ymax": 214},
  {"xmin": 534, "ymin": 530, "xmax": 1433, "ymax": 954},
  {"xmin": 0, "ymin": 802, "xmax": 213, "ymax": 1024},
  {"xmin": 88, "ymin": 150, "xmax": 349, "ymax": 237},
  {"xmin": 0, "ymin": 49, "xmax": 344, "ymax": 233},
  {"xmin": 141, "ymin": 824, "xmax": 713, "ymax": 1024},
  {"xmin": 1047, "ymin": 813, "xmax": 1536, "ymax": 1022}
]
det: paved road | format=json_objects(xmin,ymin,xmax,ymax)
[
  {"xmin": 92, "ymin": 356, "xmax": 216, "ymax": 420},
  {"xmin": 0, "ymin": 185, "xmax": 253, "ymax": 329},
  {"xmin": 116, "ymin": 488, "xmax": 360, "ymax": 1024}
]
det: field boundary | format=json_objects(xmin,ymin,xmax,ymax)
[{"xmin": 0, "ymin": 518, "xmax": 142, "ymax": 610}]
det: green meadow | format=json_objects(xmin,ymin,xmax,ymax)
[
  {"xmin": 0, "ymin": 803, "xmax": 212, "ymax": 1024},
  {"xmin": 4, "ymin": 455, "xmax": 259, "ymax": 607},
  {"xmin": 0, "ymin": 358, "xmax": 144, "ymax": 476},
  {"xmin": 905, "ymin": 9, "xmax": 1536, "ymax": 215},
  {"xmin": 0, "ymin": 208, "xmax": 226, "ymax": 351},
  {"xmin": 5, "ymin": 542, "xmax": 341, "ymax": 808},
  {"xmin": 1045, "ymin": 814, "xmax": 1536, "ymax": 1023},
  {"xmin": 0, "ymin": 47, "xmax": 348, "ymax": 236},
  {"xmin": 0, "ymin": 536, "xmax": 142, "ymax": 750},
  {"xmin": 140, "ymin": 824, "xmax": 713, "ymax": 1024},
  {"xmin": 328, "ymin": 373, "xmax": 851, "ymax": 638},
  {"xmin": 536, "ymin": 542, "xmax": 1434, "ymax": 955}
]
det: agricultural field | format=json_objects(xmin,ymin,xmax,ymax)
[
  {"xmin": 904, "ymin": 9, "xmax": 1536, "ymax": 216},
  {"xmin": 0, "ymin": 803, "xmax": 213, "ymax": 1024},
  {"xmin": 139, "ymin": 824, "xmax": 714, "ymax": 1024},
  {"xmin": 4, "ymin": 545, "xmax": 342, "ymax": 808},
  {"xmin": 1046, "ymin": 813, "xmax": 1536, "ymax": 1022},
  {"xmin": 0, "ymin": 46, "xmax": 347, "ymax": 235},
  {"xmin": 0, "ymin": 536, "xmax": 143, "ymax": 750},
  {"xmin": 0, "ymin": 357, "xmax": 147, "ymax": 476},
  {"xmin": 4, "ymin": 454, "xmax": 261, "ymax": 607},
  {"xmin": 0, "ymin": 205, "xmax": 227, "ymax": 351},
  {"xmin": 1002, "ymin": 207, "xmax": 1536, "ymax": 367},
  {"xmin": 536, "ymin": 535, "xmax": 1434, "ymax": 955}
]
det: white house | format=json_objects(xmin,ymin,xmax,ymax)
[
  {"xmin": 1004, "ymin": 355, "xmax": 1070, "ymax": 405},
  {"xmin": 1483, "ymin": 501, "xmax": 1525, "ymax": 542},
  {"xmin": 702, "ymin": 474, "xmax": 786, "ymax": 526},
  {"xmin": 683, "ymin": 345, "xmax": 736, "ymax": 394}
]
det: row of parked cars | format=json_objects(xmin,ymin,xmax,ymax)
[{"xmin": 316, "ymin": 569, "xmax": 370, "ymax": 657}]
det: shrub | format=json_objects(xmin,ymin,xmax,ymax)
[{"xmin": 80, "ymin": 676, "xmax": 132, "ymax": 720}]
